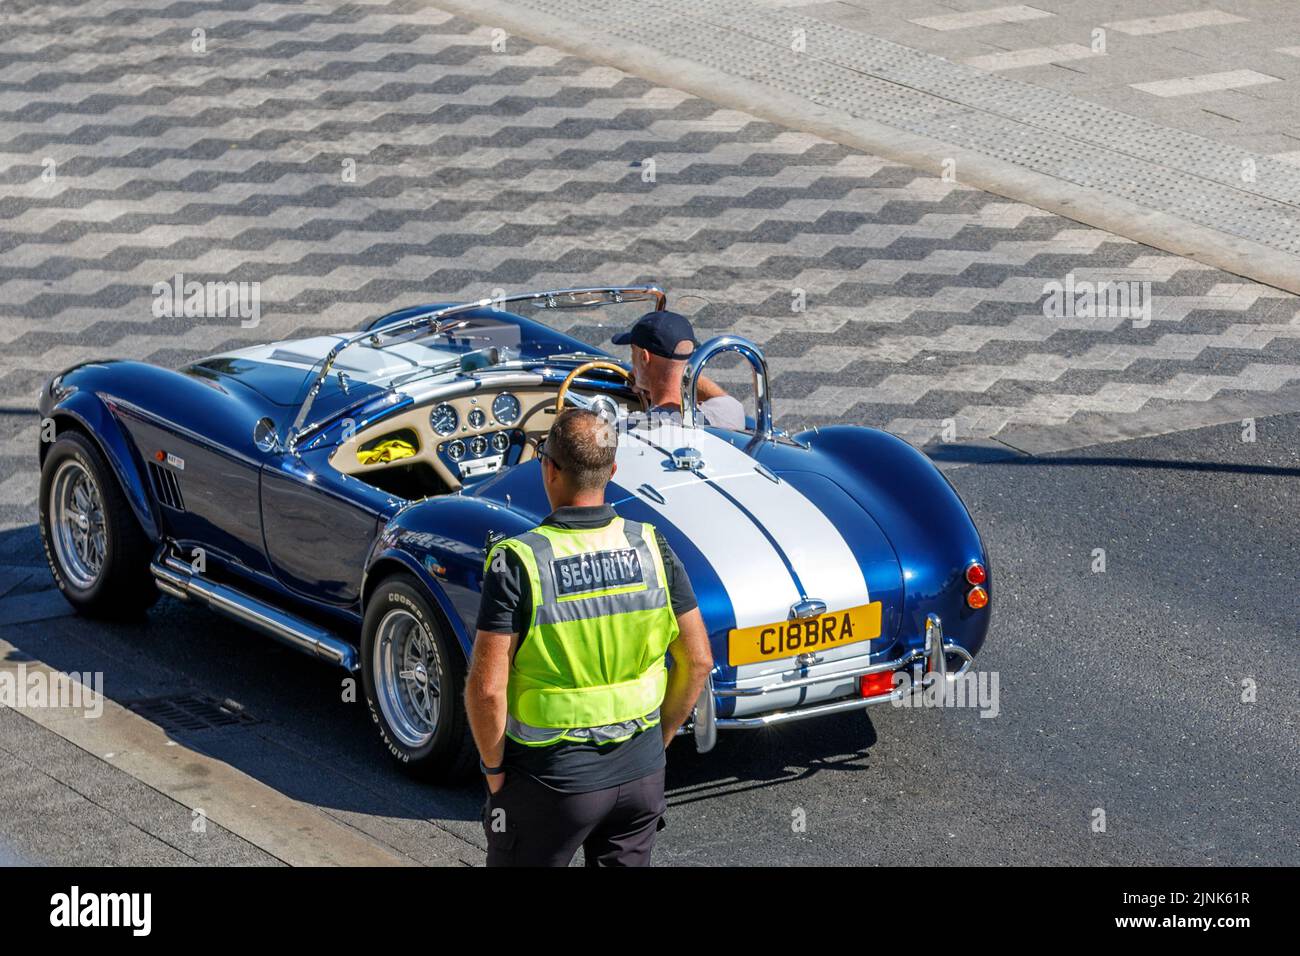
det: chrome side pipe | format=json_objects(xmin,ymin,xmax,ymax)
[{"xmin": 151, "ymin": 551, "xmax": 358, "ymax": 671}]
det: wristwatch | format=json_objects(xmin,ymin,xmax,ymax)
[{"xmin": 479, "ymin": 759, "xmax": 505, "ymax": 776}]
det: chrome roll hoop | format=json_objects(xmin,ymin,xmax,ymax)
[{"xmin": 680, "ymin": 335, "xmax": 773, "ymax": 443}]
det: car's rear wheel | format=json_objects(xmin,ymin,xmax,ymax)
[
  {"xmin": 39, "ymin": 430, "xmax": 158, "ymax": 618},
  {"xmin": 361, "ymin": 575, "xmax": 474, "ymax": 781}
]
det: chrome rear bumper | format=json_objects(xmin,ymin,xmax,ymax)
[{"xmin": 688, "ymin": 613, "xmax": 973, "ymax": 752}]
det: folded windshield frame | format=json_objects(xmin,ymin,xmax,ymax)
[{"xmin": 285, "ymin": 285, "xmax": 667, "ymax": 451}]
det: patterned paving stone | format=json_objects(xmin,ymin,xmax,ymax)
[{"xmin": 1, "ymin": 0, "xmax": 1299, "ymax": 536}]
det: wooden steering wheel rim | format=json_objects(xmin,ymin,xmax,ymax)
[{"xmin": 554, "ymin": 361, "xmax": 639, "ymax": 415}]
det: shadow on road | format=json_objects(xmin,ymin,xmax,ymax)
[
  {"xmin": 665, "ymin": 715, "xmax": 878, "ymax": 806},
  {"xmin": 928, "ymin": 442, "xmax": 1300, "ymax": 477}
]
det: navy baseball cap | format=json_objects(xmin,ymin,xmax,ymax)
[{"xmin": 611, "ymin": 310, "xmax": 698, "ymax": 359}]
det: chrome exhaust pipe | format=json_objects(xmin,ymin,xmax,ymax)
[{"xmin": 151, "ymin": 554, "xmax": 358, "ymax": 671}]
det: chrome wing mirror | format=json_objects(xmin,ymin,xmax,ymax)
[
  {"xmin": 680, "ymin": 335, "xmax": 774, "ymax": 444},
  {"xmin": 253, "ymin": 417, "xmax": 283, "ymax": 454}
]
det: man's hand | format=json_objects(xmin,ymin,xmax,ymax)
[
  {"xmin": 659, "ymin": 608, "xmax": 714, "ymax": 747},
  {"xmin": 486, "ymin": 772, "xmax": 506, "ymax": 795}
]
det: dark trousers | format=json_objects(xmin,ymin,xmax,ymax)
[{"xmin": 482, "ymin": 768, "xmax": 667, "ymax": 867}]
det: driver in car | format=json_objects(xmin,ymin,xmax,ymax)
[{"xmin": 612, "ymin": 310, "xmax": 746, "ymax": 430}]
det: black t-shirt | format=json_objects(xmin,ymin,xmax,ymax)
[{"xmin": 476, "ymin": 504, "xmax": 698, "ymax": 794}]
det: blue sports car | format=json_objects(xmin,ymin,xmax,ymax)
[{"xmin": 36, "ymin": 285, "xmax": 991, "ymax": 778}]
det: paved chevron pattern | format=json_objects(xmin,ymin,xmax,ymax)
[{"xmin": 2, "ymin": 0, "xmax": 1300, "ymax": 542}]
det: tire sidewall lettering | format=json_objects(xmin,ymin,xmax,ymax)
[
  {"xmin": 40, "ymin": 442, "xmax": 107, "ymax": 599},
  {"xmin": 364, "ymin": 582, "xmax": 443, "ymax": 765}
]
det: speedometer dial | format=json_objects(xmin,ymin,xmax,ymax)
[
  {"xmin": 492, "ymin": 392, "xmax": 521, "ymax": 426},
  {"xmin": 430, "ymin": 403, "xmax": 458, "ymax": 435}
]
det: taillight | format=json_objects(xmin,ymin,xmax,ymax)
[
  {"xmin": 860, "ymin": 672, "xmax": 896, "ymax": 698},
  {"xmin": 965, "ymin": 561, "xmax": 987, "ymax": 585},
  {"xmin": 966, "ymin": 585, "xmax": 989, "ymax": 609}
]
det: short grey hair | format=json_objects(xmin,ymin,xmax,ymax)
[{"xmin": 548, "ymin": 408, "xmax": 616, "ymax": 491}]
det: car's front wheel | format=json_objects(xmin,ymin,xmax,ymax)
[
  {"xmin": 39, "ymin": 430, "xmax": 158, "ymax": 618},
  {"xmin": 360, "ymin": 574, "xmax": 474, "ymax": 781}
]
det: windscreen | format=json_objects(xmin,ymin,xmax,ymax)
[{"xmin": 287, "ymin": 288, "xmax": 665, "ymax": 441}]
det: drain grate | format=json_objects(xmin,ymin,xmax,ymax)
[{"xmin": 127, "ymin": 695, "xmax": 257, "ymax": 733}]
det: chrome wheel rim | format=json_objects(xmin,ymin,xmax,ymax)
[
  {"xmin": 50, "ymin": 459, "xmax": 105, "ymax": 590},
  {"xmin": 373, "ymin": 607, "xmax": 442, "ymax": 749}
]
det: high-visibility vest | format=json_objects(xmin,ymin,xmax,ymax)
[{"xmin": 485, "ymin": 516, "xmax": 679, "ymax": 747}]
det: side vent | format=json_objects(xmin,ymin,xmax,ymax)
[{"xmin": 147, "ymin": 462, "xmax": 185, "ymax": 510}]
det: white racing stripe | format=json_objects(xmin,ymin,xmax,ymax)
[
  {"xmin": 212, "ymin": 336, "xmax": 463, "ymax": 379},
  {"xmin": 690, "ymin": 430, "xmax": 869, "ymax": 611},
  {"xmin": 613, "ymin": 424, "xmax": 869, "ymax": 627},
  {"xmin": 215, "ymin": 335, "xmax": 345, "ymax": 369},
  {"xmin": 612, "ymin": 433, "xmax": 800, "ymax": 628}
]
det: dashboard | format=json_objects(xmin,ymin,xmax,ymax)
[{"xmin": 331, "ymin": 382, "xmax": 635, "ymax": 492}]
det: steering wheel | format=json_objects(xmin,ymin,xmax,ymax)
[{"xmin": 554, "ymin": 361, "xmax": 642, "ymax": 415}]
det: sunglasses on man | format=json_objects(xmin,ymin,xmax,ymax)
[{"xmin": 534, "ymin": 438, "xmax": 562, "ymax": 470}]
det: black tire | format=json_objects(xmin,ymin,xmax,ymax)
[
  {"xmin": 39, "ymin": 430, "xmax": 158, "ymax": 619},
  {"xmin": 360, "ymin": 574, "xmax": 474, "ymax": 782}
]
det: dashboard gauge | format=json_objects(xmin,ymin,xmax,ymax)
[
  {"xmin": 492, "ymin": 392, "xmax": 521, "ymax": 426},
  {"xmin": 430, "ymin": 403, "xmax": 458, "ymax": 435},
  {"xmin": 445, "ymin": 439, "xmax": 466, "ymax": 462},
  {"xmin": 467, "ymin": 408, "xmax": 487, "ymax": 429},
  {"xmin": 491, "ymin": 431, "xmax": 510, "ymax": 453},
  {"xmin": 469, "ymin": 435, "xmax": 489, "ymax": 457}
]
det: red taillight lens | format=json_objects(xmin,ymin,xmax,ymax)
[
  {"xmin": 966, "ymin": 585, "xmax": 989, "ymax": 609},
  {"xmin": 860, "ymin": 671, "xmax": 896, "ymax": 698},
  {"xmin": 965, "ymin": 562, "xmax": 987, "ymax": 585}
]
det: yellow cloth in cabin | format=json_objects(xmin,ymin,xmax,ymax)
[{"xmin": 356, "ymin": 439, "xmax": 417, "ymax": 465}]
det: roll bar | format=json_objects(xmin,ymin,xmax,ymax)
[{"xmin": 680, "ymin": 335, "xmax": 774, "ymax": 443}]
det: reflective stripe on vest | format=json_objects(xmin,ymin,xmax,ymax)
[
  {"xmin": 486, "ymin": 517, "xmax": 680, "ymax": 747},
  {"xmin": 504, "ymin": 710, "xmax": 661, "ymax": 747}
]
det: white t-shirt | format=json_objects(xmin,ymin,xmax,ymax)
[{"xmin": 642, "ymin": 394, "xmax": 746, "ymax": 431}]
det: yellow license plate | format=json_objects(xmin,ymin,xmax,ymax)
[{"xmin": 728, "ymin": 602, "xmax": 882, "ymax": 666}]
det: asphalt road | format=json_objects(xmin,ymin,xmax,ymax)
[{"xmin": 1, "ymin": 412, "xmax": 1294, "ymax": 866}]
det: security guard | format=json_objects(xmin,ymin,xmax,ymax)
[{"xmin": 466, "ymin": 408, "xmax": 713, "ymax": 867}]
